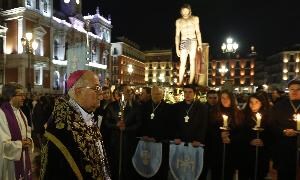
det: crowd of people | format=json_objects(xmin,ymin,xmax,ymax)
[{"xmin": 0, "ymin": 70, "xmax": 299, "ymax": 180}]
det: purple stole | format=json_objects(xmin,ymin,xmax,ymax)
[{"xmin": 1, "ymin": 102, "xmax": 32, "ymax": 180}]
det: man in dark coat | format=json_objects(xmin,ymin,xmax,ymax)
[
  {"xmin": 271, "ymin": 78, "xmax": 300, "ymax": 179},
  {"xmin": 172, "ymin": 84, "xmax": 208, "ymax": 145},
  {"xmin": 104, "ymin": 85, "xmax": 142, "ymax": 180},
  {"xmin": 138, "ymin": 86, "xmax": 171, "ymax": 179}
]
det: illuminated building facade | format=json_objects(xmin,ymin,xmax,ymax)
[
  {"xmin": 110, "ymin": 37, "xmax": 145, "ymax": 85},
  {"xmin": 208, "ymin": 57, "xmax": 256, "ymax": 92},
  {"xmin": 265, "ymin": 47, "xmax": 300, "ymax": 88},
  {"xmin": 144, "ymin": 49, "xmax": 175, "ymax": 86},
  {"xmin": 0, "ymin": 0, "xmax": 111, "ymax": 93}
]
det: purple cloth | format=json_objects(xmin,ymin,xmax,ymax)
[{"xmin": 1, "ymin": 102, "xmax": 32, "ymax": 180}]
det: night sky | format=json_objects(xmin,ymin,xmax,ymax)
[{"xmin": 82, "ymin": 0, "xmax": 300, "ymax": 59}]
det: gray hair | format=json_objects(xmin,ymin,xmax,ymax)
[{"xmin": 1, "ymin": 82, "xmax": 23, "ymax": 102}]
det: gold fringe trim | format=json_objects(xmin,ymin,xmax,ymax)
[{"xmin": 44, "ymin": 131, "xmax": 83, "ymax": 180}]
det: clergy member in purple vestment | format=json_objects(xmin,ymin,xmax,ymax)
[{"xmin": 0, "ymin": 82, "xmax": 33, "ymax": 180}]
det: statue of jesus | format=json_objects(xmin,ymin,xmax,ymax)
[{"xmin": 175, "ymin": 4, "xmax": 202, "ymax": 85}]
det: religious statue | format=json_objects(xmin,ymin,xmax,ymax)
[{"xmin": 175, "ymin": 4, "xmax": 203, "ymax": 85}]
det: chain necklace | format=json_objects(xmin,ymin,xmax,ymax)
[
  {"xmin": 289, "ymin": 99, "xmax": 300, "ymax": 122},
  {"xmin": 184, "ymin": 100, "xmax": 195, "ymax": 123},
  {"xmin": 150, "ymin": 101, "xmax": 162, "ymax": 119},
  {"xmin": 289, "ymin": 99, "xmax": 300, "ymax": 113}
]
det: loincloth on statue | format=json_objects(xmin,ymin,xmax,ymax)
[{"xmin": 180, "ymin": 38, "xmax": 197, "ymax": 52}]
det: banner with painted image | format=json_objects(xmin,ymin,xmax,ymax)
[
  {"xmin": 169, "ymin": 143, "xmax": 204, "ymax": 180},
  {"xmin": 132, "ymin": 140, "xmax": 162, "ymax": 178}
]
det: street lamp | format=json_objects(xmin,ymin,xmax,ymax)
[
  {"xmin": 221, "ymin": 37, "xmax": 239, "ymax": 53},
  {"xmin": 220, "ymin": 37, "xmax": 238, "ymax": 85},
  {"xmin": 218, "ymin": 65, "xmax": 229, "ymax": 84},
  {"xmin": 127, "ymin": 64, "xmax": 133, "ymax": 84},
  {"xmin": 21, "ymin": 32, "xmax": 38, "ymax": 93},
  {"xmin": 218, "ymin": 65, "xmax": 228, "ymax": 75}
]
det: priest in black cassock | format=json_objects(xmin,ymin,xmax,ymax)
[
  {"xmin": 271, "ymin": 78, "xmax": 300, "ymax": 179},
  {"xmin": 138, "ymin": 85, "xmax": 171, "ymax": 179},
  {"xmin": 172, "ymin": 84, "xmax": 208, "ymax": 147}
]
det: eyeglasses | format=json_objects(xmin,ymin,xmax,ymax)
[{"xmin": 77, "ymin": 85, "xmax": 102, "ymax": 94}]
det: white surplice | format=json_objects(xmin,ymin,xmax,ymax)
[{"xmin": 0, "ymin": 105, "xmax": 32, "ymax": 180}]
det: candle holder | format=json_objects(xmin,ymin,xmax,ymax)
[
  {"xmin": 252, "ymin": 125, "xmax": 264, "ymax": 180},
  {"xmin": 220, "ymin": 126, "xmax": 230, "ymax": 131},
  {"xmin": 220, "ymin": 114, "xmax": 230, "ymax": 130},
  {"xmin": 252, "ymin": 127, "xmax": 264, "ymax": 132}
]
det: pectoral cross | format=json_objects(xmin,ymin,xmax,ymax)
[
  {"xmin": 184, "ymin": 115, "xmax": 189, "ymax": 123},
  {"xmin": 150, "ymin": 113, "xmax": 155, "ymax": 119}
]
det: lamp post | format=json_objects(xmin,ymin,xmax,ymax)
[
  {"xmin": 220, "ymin": 37, "xmax": 238, "ymax": 86},
  {"xmin": 221, "ymin": 37, "xmax": 239, "ymax": 55},
  {"xmin": 218, "ymin": 65, "xmax": 229, "ymax": 84},
  {"xmin": 21, "ymin": 32, "xmax": 38, "ymax": 94},
  {"xmin": 127, "ymin": 64, "xmax": 133, "ymax": 85}
]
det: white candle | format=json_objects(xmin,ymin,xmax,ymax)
[
  {"xmin": 255, "ymin": 113, "xmax": 262, "ymax": 128},
  {"xmin": 222, "ymin": 115, "xmax": 228, "ymax": 127},
  {"xmin": 295, "ymin": 114, "xmax": 300, "ymax": 130},
  {"xmin": 121, "ymin": 94, "xmax": 124, "ymax": 102}
]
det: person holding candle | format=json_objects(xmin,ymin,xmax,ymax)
[
  {"xmin": 243, "ymin": 92, "xmax": 272, "ymax": 180},
  {"xmin": 207, "ymin": 89, "xmax": 245, "ymax": 180},
  {"xmin": 0, "ymin": 83, "xmax": 33, "ymax": 180},
  {"xmin": 104, "ymin": 84, "xmax": 142, "ymax": 180},
  {"xmin": 271, "ymin": 78, "xmax": 300, "ymax": 179}
]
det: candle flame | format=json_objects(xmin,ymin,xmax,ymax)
[
  {"xmin": 222, "ymin": 114, "xmax": 228, "ymax": 120},
  {"xmin": 121, "ymin": 94, "xmax": 124, "ymax": 102},
  {"xmin": 256, "ymin": 113, "xmax": 262, "ymax": 120},
  {"xmin": 294, "ymin": 113, "xmax": 300, "ymax": 121}
]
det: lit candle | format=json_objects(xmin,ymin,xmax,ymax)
[
  {"xmin": 121, "ymin": 94, "xmax": 124, "ymax": 102},
  {"xmin": 255, "ymin": 113, "xmax": 262, "ymax": 128},
  {"xmin": 294, "ymin": 114, "xmax": 300, "ymax": 131},
  {"xmin": 222, "ymin": 115, "xmax": 228, "ymax": 127}
]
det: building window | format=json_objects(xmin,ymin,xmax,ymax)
[
  {"xmin": 44, "ymin": 0, "xmax": 48, "ymax": 13},
  {"xmin": 36, "ymin": 0, "xmax": 39, "ymax": 10},
  {"xmin": 34, "ymin": 66, "xmax": 43, "ymax": 85},
  {"xmin": 65, "ymin": 42, "xmax": 68, "ymax": 60},
  {"xmin": 0, "ymin": 37, "xmax": 3, "ymax": 54},
  {"xmin": 53, "ymin": 70, "xmax": 60, "ymax": 90},
  {"xmin": 289, "ymin": 64, "xmax": 294, "ymax": 72},
  {"xmin": 290, "ymin": 55, "xmax": 294, "ymax": 62},
  {"xmin": 34, "ymin": 39, "xmax": 42, "ymax": 56},
  {"xmin": 54, "ymin": 40, "xmax": 59, "ymax": 60}
]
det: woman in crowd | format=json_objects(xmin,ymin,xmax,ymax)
[
  {"xmin": 243, "ymin": 92, "xmax": 272, "ymax": 179},
  {"xmin": 207, "ymin": 89, "xmax": 246, "ymax": 180}
]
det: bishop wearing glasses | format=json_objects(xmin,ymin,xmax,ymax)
[{"xmin": 40, "ymin": 70, "xmax": 111, "ymax": 180}]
